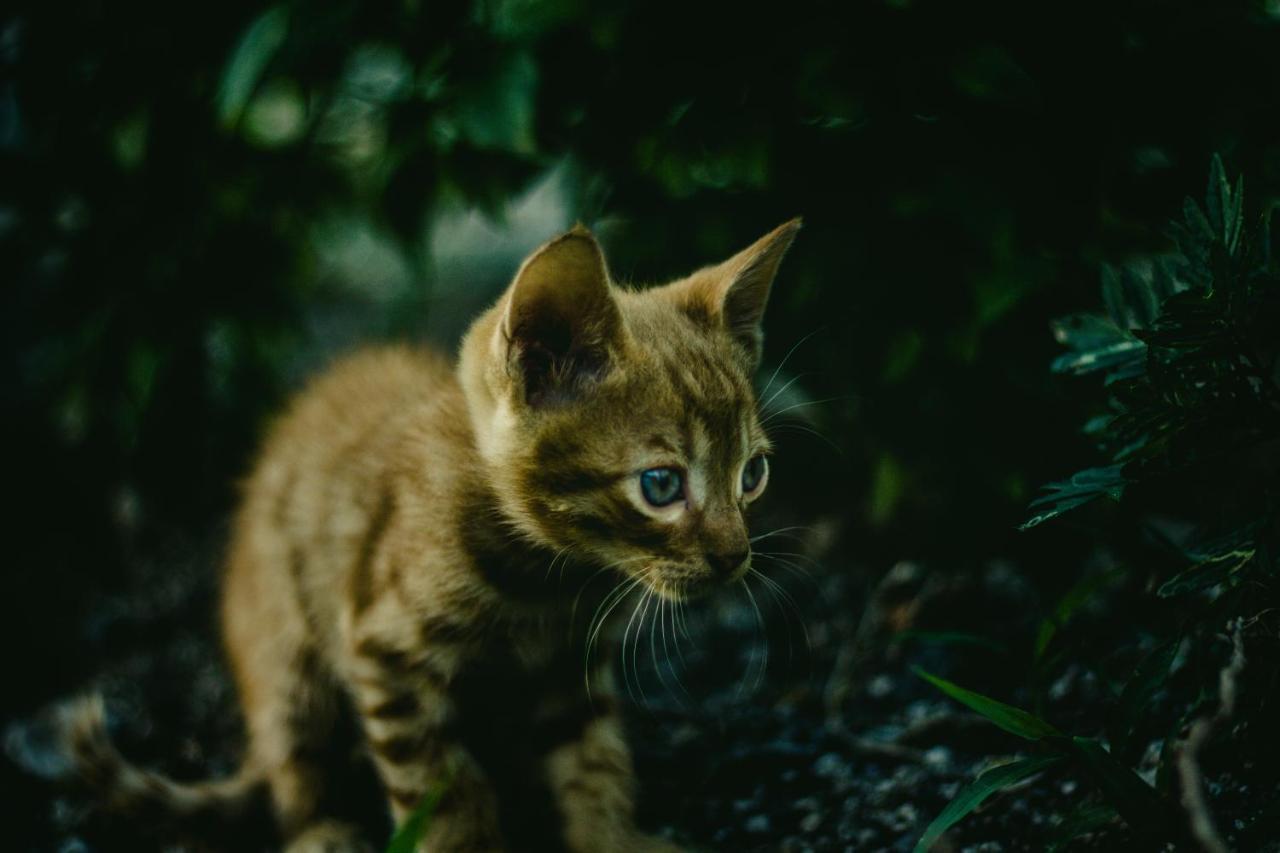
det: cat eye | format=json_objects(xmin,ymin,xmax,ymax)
[
  {"xmin": 639, "ymin": 467, "xmax": 684, "ymax": 507},
  {"xmin": 742, "ymin": 454, "xmax": 768, "ymax": 494}
]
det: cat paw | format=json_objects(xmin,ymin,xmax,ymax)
[{"xmin": 283, "ymin": 820, "xmax": 374, "ymax": 853}]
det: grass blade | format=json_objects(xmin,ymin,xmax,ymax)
[
  {"xmin": 914, "ymin": 755, "xmax": 1065, "ymax": 852},
  {"xmin": 1045, "ymin": 801, "xmax": 1120, "ymax": 852},
  {"xmin": 913, "ymin": 668, "xmax": 1062, "ymax": 740},
  {"xmin": 385, "ymin": 777, "xmax": 452, "ymax": 853},
  {"xmin": 1069, "ymin": 737, "xmax": 1169, "ymax": 839}
]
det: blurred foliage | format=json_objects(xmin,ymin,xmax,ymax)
[
  {"xmin": 919, "ymin": 158, "xmax": 1280, "ymax": 848},
  {"xmin": 4, "ymin": 0, "xmax": 1280, "ymax": 765}
]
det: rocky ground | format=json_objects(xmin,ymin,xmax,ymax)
[{"xmin": 5, "ymin": 522, "xmax": 1267, "ymax": 852}]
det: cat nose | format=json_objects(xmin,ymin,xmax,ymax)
[{"xmin": 706, "ymin": 550, "xmax": 749, "ymax": 577}]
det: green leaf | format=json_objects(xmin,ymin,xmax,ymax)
[
  {"xmin": 1183, "ymin": 197, "xmax": 1215, "ymax": 244},
  {"xmin": 1120, "ymin": 264, "xmax": 1160, "ymax": 328},
  {"xmin": 1050, "ymin": 339, "xmax": 1146, "ymax": 376},
  {"xmin": 217, "ymin": 6, "xmax": 289, "ymax": 129},
  {"xmin": 1157, "ymin": 548, "xmax": 1255, "ymax": 597},
  {"xmin": 1101, "ymin": 264, "xmax": 1128, "ymax": 328},
  {"xmin": 1020, "ymin": 465, "xmax": 1126, "ymax": 531},
  {"xmin": 1082, "ymin": 413, "xmax": 1114, "ymax": 436},
  {"xmin": 1228, "ymin": 174, "xmax": 1245, "ymax": 254},
  {"xmin": 1149, "ymin": 256, "xmax": 1186, "ymax": 303},
  {"xmin": 1184, "ymin": 524, "xmax": 1257, "ymax": 563},
  {"xmin": 913, "ymin": 668, "xmax": 1062, "ymax": 740},
  {"xmin": 1034, "ymin": 569, "xmax": 1125, "ymax": 660},
  {"xmin": 1206, "ymin": 153, "xmax": 1228, "ymax": 238},
  {"xmin": 1202, "ymin": 154, "xmax": 1246, "ymax": 255},
  {"xmin": 1069, "ymin": 737, "xmax": 1169, "ymax": 838},
  {"xmin": 914, "ymin": 755, "xmax": 1065, "ymax": 853},
  {"xmin": 1045, "ymin": 801, "xmax": 1120, "ymax": 852},
  {"xmin": 385, "ymin": 777, "xmax": 452, "ymax": 853},
  {"xmin": 453, "ymin": 50, "xmax": 539, "ymax": 155},
  {"xmin": 1051, "ymin": 313, "xmax": 1130, "ymax": 353},
  {"xmin": 1110, "ymin": 640, "xmax": 1179, "ymax": 761}
]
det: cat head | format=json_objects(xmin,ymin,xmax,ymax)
[{"xmin": 458, "ymin": 218, "xmax": 800, "ymax": 600}]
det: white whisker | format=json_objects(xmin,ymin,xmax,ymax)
[
  {"xmin": 743, "ymin": 579, "xmax": 768, "ymax": 696},
  {"xmin": 584, "ymin": 571, "xmax": 647, "ymax": 701},
  {"xmin": 657, "ymin": 593, "xmax": 690, "ymax": 705},
  {"xmin": 750, "ymin": 525, "xmax": 814, "ymax": 544},
  {"xmin": 753, "ymin": 554, "xmax": 819, "ymax": 588},
  {"xmin": 765, "ymin": 422, "xmax": 844, "ymax": 456},
  {"xmin": 759, "ymin": 328, "xmax": 822, "ymax": 400},
  {"xmin": 760, "ymin": 395, "xmax": 849, "ymax": 425},
  {"xmin": 750, "ymin": 566, "xmax": 812, "ymax": 659},
  {"xmin": 758, "ymin": 372, "xmax": 808, "ymax": 416},
  {"xmin": 628, "ymin": 587, "xmax": 654, "ymax": 705}
]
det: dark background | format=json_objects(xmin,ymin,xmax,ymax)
[{"xmin": 3, "ymin": 0, "xmax": 1279, "ymax": 848}]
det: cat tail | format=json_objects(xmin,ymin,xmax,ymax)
[{"xmin": 61, "ymin": 694, "xmax": 272, "ymax": 838}]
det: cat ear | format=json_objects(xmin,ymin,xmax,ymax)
[
  {"xmin": 500, "ymin": 225, "xmax": 623, "ymax": 406},
  {"xmin": 671, "ymin": 218, "xmax": 801, "ymax": 368}
]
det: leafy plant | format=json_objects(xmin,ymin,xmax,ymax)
[
  {"xmin": 912, "ymin": 669, "xmax": 1166, "ymax": 849},
  {"xmin": 1023, "ymin": 155, "xmax": 1280, "ymax": 541},
  {"xmin": 915, "ymin": 157, "xmax": 1280, "ymax": 849},
  {"xmin": 913, "ymin": 753, "xmax": 1064, "ymax": 853}
]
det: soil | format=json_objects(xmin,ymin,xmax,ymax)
[{"xmin": 3, "ymin": 522, "xmax": 1268, "ymax": 852}]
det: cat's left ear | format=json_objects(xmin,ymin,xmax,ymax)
[
  {"xmin": 670, "ymin": 218, "xmax": 801, "ymax": 369},
  {"xmin": 500, "ymin": 225, "xmax": 623, "ymax": 406}
]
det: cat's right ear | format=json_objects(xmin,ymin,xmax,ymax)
[
  {"xmin": 663, "ymin": 218, "xmax": 801, "ymax": 370},
  {"xmin": 499, "ymin": 226, "xmax": 623, "ymax": 406}
]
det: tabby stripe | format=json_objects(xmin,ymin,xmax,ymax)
[
  {"xmin": 533, "ymin": 714, "xmax": 594, "ymax": 749},
  {"xmin": 272, "ymin": 470, "xmax": 298, "ymax": 528},
  {"xmin": 287, "ymin": 739, "xmax": 329, "ymax": 763},
  {"xmin": 387, "ymin": 786, "xmax": 426, "ymax": 810},
  {"xmin": 352, "ymin": 640, "xmax": 450, "ymax": 688},
  {"xmin": 354, "ymin": 638, "xmax": 412, "ymax": 669},
  {"xmin": 351, "ymin": 488, "xmax": 396, "ymax": 614},
  {"xmin": 366, "ymin": 692, "xmax": 419, "ymax": 719},
  {"xmin": 369, "ymin": 730, "xmax": 443, "ymax": 765},
  {"xmin": 578, "ymin": 755, "xmax": 629, "ymax": 776},
  {"xmin": 570, "ymin": 505, "xmax": 668, "ymax": 551},
  {"xmin": 527, "ymin": 433, "xmax": 625, "ymax": 495},
  {"xmin": 710, "ymin": 349, "xmax": 749, "ymax": 399},
  {"xmin": 288, "ymin": 547, "xmax": 307, "ymax": 586},
  {"xmin": 559, "ymin": 778, "xmax": 596, "ymax": 796},
  {"xmin": 418, "ymin": 614, "xmax": 474, "ymax": 645}
]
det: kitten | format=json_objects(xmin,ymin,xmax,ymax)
[{"xmin": 66, "ymin": 218, "xmax": 801, "ymax": 851}]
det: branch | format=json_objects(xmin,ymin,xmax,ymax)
[{"xmin": 1176, "ymin": 619, "xmax": 1246, "ymax": 853}]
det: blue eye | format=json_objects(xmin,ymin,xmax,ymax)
[
  {"xmin": 742, "ymin": 454, "xmax": 767, "ymax": 493},
  {"xmin": 640, "ymin": 468, "xmax": 684, "ymax": 507}
]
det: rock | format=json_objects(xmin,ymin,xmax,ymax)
[
  {"xmin": 884, "ymin": 802, "xmax": 919, "ymax": 833},
  {"xmin": 814, "ymin": 751, "xmax": 848, "ymax": 778},
  {"xmin": 923, "ymin": 746, "xmax": 951, "ymax": 770},
  {"xmin": 794, "ymin": 796, "xmax": 821, "ymax": 813},
  {"xmin": 866, "ymin": 674, "xmax": 895, "ymax": 699}
]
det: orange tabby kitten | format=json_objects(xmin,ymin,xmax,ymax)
[{"xmin": 67, "ymin": 218, "xmax": 801, "ymax": 851}]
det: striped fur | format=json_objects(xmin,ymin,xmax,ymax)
[
  {"xmin": 67, "ymin": 219, "xmax": 800, "ymax": 851},
  {"xmin": 62, "ymin": 695, "xmax": 275, "ymax": 843}
]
